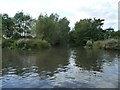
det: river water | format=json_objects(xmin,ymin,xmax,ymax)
[{"xmin": 1, "ymin": 47, "xmax": 119, "ymax": 88}]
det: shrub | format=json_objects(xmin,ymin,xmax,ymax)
[
  {"xmin": 2, "ymin": 39, "xmax": 17, "ymax": 49},
  {"xmin": 16, "ymin": 39, "xmax": 51, "ymax": 50},
  {"xmin": 2, "ymin": 38, "xmax": 51, "ymax": 50},
  {"xmin": 36, "ymin": 40, "xmax": 51, "ymax": 49},
  {"xmin": 16, "ymin": 39, "xmax": 29, "ymax": 50},
  {"xmin": 93, "ymin": 40, "xmax": 104, "ymax": 49},
  {"xmin": 93, "ymin": 39, "xmax": 120, "ymax": 50},
  {"xmin": 84, "ymin": 40, "xmax": 93, "ymax": 49}
]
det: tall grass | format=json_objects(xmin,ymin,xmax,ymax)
[{"xmin": 93, "ymin": 39, "xmax": 120, "ymax": 50}]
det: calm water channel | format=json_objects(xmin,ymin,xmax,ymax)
[{"xmin": 1, "ymin": 46, "xmax": 119, "ymax": 88}]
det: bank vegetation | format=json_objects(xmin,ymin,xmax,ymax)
[{"xmin": 1, "ymin": 11, "xmax": 120, "ymax": 50}]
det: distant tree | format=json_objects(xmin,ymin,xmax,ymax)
[
  {"xmin": 14, "ymin": 11, "xmax": 33, "ymax": 38},
  {"xmin": 36, "ymin": 13, "xmax": 60, "ymax": 45},
  {"xmin": 70, "ymin": 18, "xmax": 104, "ymax": 46},
  {"xmin": 105, "ymin": 27, "xmax": 114, "ymax": 39},
  {"xmin": 36, "ymin": 13, "xmax": 70, "ymax": 45},
  {"xmin": 91, "ymin": 18, "xmax": 104, "ymax": 40},
  {"xmin": 2, "ymin": 14, "xmax": 15, "ymax": 38},
  {"xmin": 58, "ymin": 17, "xmax": 70, "ymax": 44},
  {"xmin": 111, "ymin": 30, "xmax": 120, "ymax": 39},
  {"xmin": 68, "ymin": 30, "xmax": 76, "ymax": 46}
]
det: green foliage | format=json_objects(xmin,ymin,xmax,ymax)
[
  {"xmin": 3, "ymin": 39, "xmax": 51, "ymax": 50},
  {"xmin": 92, "ymin": 40, "xmax": 105, "ymax": 49},
  {"xmin": 68, "ymin": 30, "xmax": 76, "ymax": 46},
  {"xmin": 104, "ymin": 27, "xmax": 114, "ymax": 39},
  {"xmin": 2, "ymin": 39, "xmax": 16, "ymax": 49},
  {"xmin": 69, "ymin": 18, "xmax": 105, "ymax": 46},
  {"xmin": 2, "ymin": 11, "xmax": 119, "ymax": 50},
  {"xmin": 36, "ymin": 13, "xmax": 70, "ymax": 45},
  {"xmin": 58, "ymin": 17, "xmax": 70, "ymax": 43},
  {"xmin": 111, "ymin": 30, "xmax": 120, "ymax": 39},
  {"xmin": 2, "ymin": 12, "xmax": 34, "ymax": 39},
  {"xmin": 2, "ymin": 14, "xmax": 15, "ymax": 38},
  {"xmin": 93, "ymin": 39, "xmax": 120, "ymax": 50},
  {"xmin": 16, "ymin": 39, "xmax": 51, "ymax": 50},
  {"xmin": 13, "ymin": 11, "xmax": 33, "ymax": 38}
]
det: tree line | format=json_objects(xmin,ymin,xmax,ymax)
[{"xmin": 1, "ymin": 11, "xmax": 120, "ymax": 49}]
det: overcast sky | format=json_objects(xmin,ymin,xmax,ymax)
[{"xmin": 0, "ymin": 0, "xmax": 119, "ymax": 30}]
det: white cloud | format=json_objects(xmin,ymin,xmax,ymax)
[{"xmin": 0, "ymin": 0, "xmax": 119, "ymax": 30}]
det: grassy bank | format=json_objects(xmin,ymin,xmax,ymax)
[
  {"xmin": 93, "ymin": 39, "xmax": 120, "ymax": 50},
  {"xmin": 2, "ymin": 39, "xmax": 51, "ymax": 51}
]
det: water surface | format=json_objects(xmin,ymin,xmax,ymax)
[{"xmin": 1, "ymin": 47, "xmax": 119, "ymax": 88}]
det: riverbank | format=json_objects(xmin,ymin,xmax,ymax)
[
  {"xmin": 2, "ymin": 38, "xmax": 51, "ymax": 51},
  {"xmin": 93, "ymin": 39, "xmax": 120, "ymax": 50},
  {"xmin": 2, "ymin": 38, "xmax": 120, "ymax": 51}
]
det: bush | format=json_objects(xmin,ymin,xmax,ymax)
[
  {"xmin": 16, "ymin": 39, "xmax": 51, "ymax": 50},
  {"xmin": 93, "ymin": 40, "xmax": 104, "ymax": 49},
  {"xmin": 2, "ymin": 38, "xmax": 51, "ymax": 50},
  {"xmin": 36, "ymin": 40, "xmax": 51, "ymax": 49},
  {"xmin": 16, "ymin": 39, "xmax": 29, "ymax": 50},
  {"xmin": 93, "ymin": 39, "xmax": 120, "ymax": 50},
  {"xmin": 2, "ymin": 39, "xmax": 17, "ymax": 49}
]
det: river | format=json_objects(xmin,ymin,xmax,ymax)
[{"xmin": 1, "ymin": 46, "xmax": 119, "ymax": 88}]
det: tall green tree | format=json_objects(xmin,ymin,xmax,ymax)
[
  {"xmin": 36, "ymin": 13, "xmax": 70, "ymax": 45},
  {"xmin": 14, "ymin": 11, "xmax": 33, "ymax": 38},
  {"xmin": 36, "ymin": 13, "xmax": 59, "ymax": 45},
  {"xmin": 58, "ymin": 17, "xmax": 70, "ymax": 43},
  {"xmin": 70, "ymin": 18, "xmax": 104, "ymax": 46},
  {"xmin": 2, "ymin": 14, "xmax": 15, "ymax": 38}
]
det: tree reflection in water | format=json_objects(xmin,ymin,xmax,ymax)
[{"xmin": 2, "ymin": 47, "xmax": 119, "ymax": 88}]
